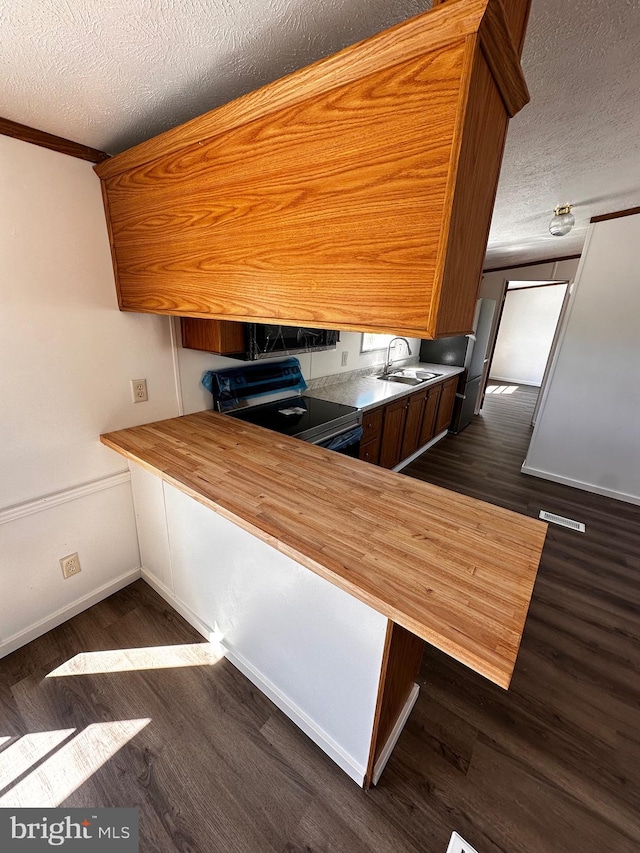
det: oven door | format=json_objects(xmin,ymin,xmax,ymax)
[{"xmin": 313, "ymin": 424, "xmax": 363, "ymax": 457}]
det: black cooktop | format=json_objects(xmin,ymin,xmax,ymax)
[{"xmin": 228, "ymin": 395, "xmax": 358, "ymax": 441}]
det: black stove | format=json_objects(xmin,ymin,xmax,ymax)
[
  {"xmin": 229, "ymin": 395, "xmax": 360, "ymax": 444},
  {"xmin": 202, "ymin": 358, "xmax": 363, "ymax": 455}
]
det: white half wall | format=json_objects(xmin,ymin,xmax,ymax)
[
  {"xmin": 130, "ymin": 465, "xmax": 388, "ymax": 784},
  {"xmin": 491, "ymin": 284, "xmax": 567, "ymax": 386},
  {"xmin": 0, "ymin": 135, "xmax": 181, "ymax": 656},
  {"xmin": 524, "ymin": 214, "xmax": 640, "ymax": 504}
]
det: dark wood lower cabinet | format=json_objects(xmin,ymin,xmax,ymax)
[
  {"xmin": 434, "ymin": 376, "xmax": 458, "ymax": 434},
  {"xmin": 419, "ymin": 383, "xmax": 442, "ymax": 446},
  {"xmin": 360, "ymin": 375, "xmax": 460, "ymax": 470},
  {"xmin": 379, "ymin": 397, "xmax": 408, "ymax": 469},
  {"xmin": 400, "ymin": 390, "xmax": 426, "ymax": 461},
  {"xmin": 359, "ymin": 436, "xmax": 381, "ymax": 465},
  {"xmin": 359, "ymin": 407, "xmax": 383, "ymax": 464},
  {"xmin": 361, "ymin": 407, "xmax": 383, "ymax": 444}
]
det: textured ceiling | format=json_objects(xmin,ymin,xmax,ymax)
[
  {"xmin": 488, "ymin": 0, "xmax": 640, "ymax": 267},
  {"xmin": 2, "ymin": 0, "xmax": 639, "ymax": 266}
]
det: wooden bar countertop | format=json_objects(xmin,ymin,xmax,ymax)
[{"xmin": 101, "ymin": 411, "xmax": 547, "ymax": 689}]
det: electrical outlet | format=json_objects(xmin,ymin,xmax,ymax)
[
  {"xmin": 60, "ymin": 553, "xmax": 82, "ymax": 579},
  {"xmin": 131, "ymin": 379, "xmax": 148, "ymax": 403},
  {"xmin": 341, "ymin": 352, "xmax": 349, "ymax": 367},
  {"xmin": 446, "ymin": 832, "xmax": 479, "ymax": 853}
]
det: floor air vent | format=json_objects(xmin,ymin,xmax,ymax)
[
  {"xmin": 539, "ymin": 510, "xmax": 585, "ymax": 533},
  {"xmin": 446, "ymin": 832, "xmax": 479, "ymax": 853}
]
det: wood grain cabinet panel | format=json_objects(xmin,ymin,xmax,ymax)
[
  {"xmin": 365, "ymin": 620, "xmax": 424, "ymax": 788},
  {"xmin": 181, "ymin": 318, "xmax": 245, "ymax": 354},
  {"xmin": 360, "ymin": 406, "xmax": 384, "ymax": 465},
  {"xmin": 379, "ymin": 398, "xmax": 409, "ymax": 470},
  {"xmin": 361, "ymin": 407, "xmax": 383, "ymax": 444},
  {"xmin": 419, "ymin": 383, "xmax": 442, "ymax": 446},
  {"xmin": 95, "ymin": 1, "xmax": 530, "ymax": 338},
  {"xmin": 372, "ymin": 377, "xmax": 459, "ymax": 470},
  {"xmin": 435, "ymin": 376, "xmax": 459, "ymax": 434},
  {"xmin": 359, "ymin": 436, "xmax": 381, "ymax": 466},
  {"xmin": 400, "ymin": 390, "xmax": 427, "ymax": 461}
]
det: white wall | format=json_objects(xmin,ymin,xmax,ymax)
[
  {"xmin": 0, "ymin": 135, "xmax": 417, "ymax": 656},
  {"xmin": 0, "ymin": 136, "xmax": 180, "ymax": 656},
  {"xmin": 307, "ymin": 331, "xmax": 419, "ymax": 380},
  {"xmin": 480, "ymin": 259, "xmax": 579, "ymax": 301},
  {"xmin": 131, "ymin": 466, "xmax": 388, "ymax": 784},
  {"xmin": 479, "ymin": 260, "xmax": 579, "ymax": 381},
  {"xmin": 524, "ymin": 214, "xmax": 640, "ymax": 504},
  {"xmin": 491, "ymin": 284, "xmax": 567, "ymax": 386},
  {"xmin": 0, "ymin": 134, "xmax": 419, "ymax": 654}
]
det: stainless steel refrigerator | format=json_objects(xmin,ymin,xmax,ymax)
[{"xmin": 419, "ymin": 298, "xmax": 496, "ymax": 433}]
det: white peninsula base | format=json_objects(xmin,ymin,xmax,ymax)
[{"xmin": 129, "ymin": 464, "xmax": 419, "ymax": 786}]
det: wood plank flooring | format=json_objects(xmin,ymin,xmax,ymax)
[
  {"xmin": 402, "ymin": 384, "xmax": 640, "ymax": 852},
  {"xmin": 1, "ymin": 383, "xmax": 639, "ymax": 852}
]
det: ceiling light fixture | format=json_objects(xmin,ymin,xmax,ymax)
[{"xmin": 549, "ymin": 204, "xmax": 575, "ymax": 237}]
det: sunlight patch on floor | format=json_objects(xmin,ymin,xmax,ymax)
[
  {"xmin": 46, "ymin": 642, "xmax": 224, "ymax": 678},
  {"xmin": 0, "ymin": 719, "xmax": 150, "ymax": 807},
  {"xmin": 0, "ymin": 729, "xmax": 75, "ymax": 792},
  {"xmin": 486, "ymin": 384, "xmax": 520, "ymax": 395}
]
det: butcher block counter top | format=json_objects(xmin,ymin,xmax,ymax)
[{"xmin": 101, "ymin": 411, "xmax": 547, "ymax": 689}]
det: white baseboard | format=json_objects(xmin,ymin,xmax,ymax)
[
  {"xmin": 394, "ymin": 431, "xmax": 448, "ymax": 472},
  {"xmin": 139, "ymin": 568, "xmax": 367, "ymax": 786},
  {"xmin": 521, "ymin": 463, "xmax": 640, "ymax": 507},
  {"xmin": 488, "ymin": 377, "xmax": 541, "ymax": 388},
  {"xmin": 0, "ymin": 568, "xmax": 141, "ymax": 659},
  {"xmin": 140, "ymin": 570, "xmax": 212, "ymax": 641},
  {"xmin": 372, "ymin": 682, "xmax": 420, "ymax": 785}
]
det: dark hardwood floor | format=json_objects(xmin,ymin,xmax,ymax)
[
  {"xmin": 1, "ymin": 383, "xmax": 639, "ymax": 852},
  {"xmin": 402, "ymin": 383, "xmax": 640, "ymax": 853}
]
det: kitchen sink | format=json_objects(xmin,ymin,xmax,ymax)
[
  {"xmin": 379, "ymin": 375, "xmax": 424, "ymax": 386},
  {"xmin": 378, "ymin": 369, "xmax": 442, "ymax": 385}
]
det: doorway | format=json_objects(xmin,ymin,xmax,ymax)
[{"xmin": 479, "ymin": 280, "xmax": 571, "ymax": 421}]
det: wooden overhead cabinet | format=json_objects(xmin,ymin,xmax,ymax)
[{"xmin": 96, "ymin": 0, "xmax": 530, "ymax": 338}]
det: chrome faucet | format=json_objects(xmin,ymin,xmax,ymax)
[{"xmin": 384, "ymin": 337, "xmax": 411, "ymax": 374}]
